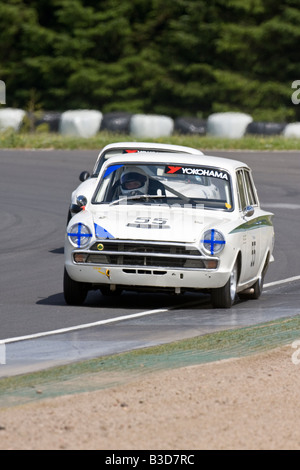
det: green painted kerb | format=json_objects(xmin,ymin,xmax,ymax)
[{"xmin": 0, "ymin": 314, "xmax": 300, "ymax": 408}]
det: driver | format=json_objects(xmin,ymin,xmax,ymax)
[{"xmin": 120, "ymin": 169, "xmax": 149, "ymax": 196}]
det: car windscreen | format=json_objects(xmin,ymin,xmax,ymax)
[
  {"xmin": 93, "ymin": 148, "xmax": 189, "ymax": 176},
  {"xmin": 92, "ymin": 163, "xmax": 233, "ymax": 211}
]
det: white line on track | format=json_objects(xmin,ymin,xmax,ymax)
[
  {"xmin": 264, "ymin": 275, "xmax": 300, "ymax": 288},
  {"xmin": 0, "ymin": 308, "xmax": 168, "ymax": 345},
  {"xmin": 1, "ymin": 274, "xmax": 300, "ymax": 346}
]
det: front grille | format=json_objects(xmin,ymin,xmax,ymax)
[
  {"xmin": 74, "ymin": 240, "xmax": 217, "ymax": 270},
  {"xmin": 85, "ymin": 253, "xmax": 205, "ymax": 269},
  {"xmin": 90, "ymin": 240, "xmax": 197, "ymax": 256}
]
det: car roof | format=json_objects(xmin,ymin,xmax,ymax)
[
  {"xmin": 99, "ymin": 151, "xmax": 249, "ymax": 173},
  {"xmin": 99, "ymin": 141, "xmax": 204, "ymax": 155}
]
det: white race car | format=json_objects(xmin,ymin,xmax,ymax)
[
  {"xmin": 64, "ymin": 152, "xmax": 274, "ymax": 308},
  {"xmin": 68, "ymin": 142, "xmax": 204, "ymax": 221}
]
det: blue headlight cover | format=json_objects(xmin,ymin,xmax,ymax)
[
  {"xmin": 68, "ymin": 223, "xmax": 92, "ymax": 248},
  {"xmin": 201, "ymin": 229, "xmax": 225, "ymax": 255}
]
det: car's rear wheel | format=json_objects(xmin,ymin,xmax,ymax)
[
  {"xmin": 63, "ymin": 268, "xmax": 88, "ymax": 306},
  {"xmin": 211, "ymin": 262, "xmax": 238, "ymax": 308}
]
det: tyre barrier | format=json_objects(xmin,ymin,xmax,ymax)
[
  {"xmin": 130, "ymin": 114, "xmax": 174, "ymax": 138},
  {"xmin": 34, "ymin": 111, "xmax": 62, "ymax": 133},
  {"xmin": 100, "ymin": 112, "xmax": 132, "ymax": 134},
  {"xmin": 283, "ymin": 122, "xmax": 300, "ymax": 138},
  {"xmin": 207, "ymin": 112, "xmax": 253, "ymax": 138},
  {"xmin": 174, "ymin": 116, "xmax": 207, "ymax": 135},
  {"xmin": 0, "ymin": 107, "xmax": 299, "ymax": 139},
  {"xmin": 0, "ymin": 108, "xmax": 26, "ymax": 132},
  {"xmin": 59, "ymin": 110, "xmax": 103, "ymax": 138},
  {"xmin": 245, "ymin": 121, "xmax": 286, "ymax": 136}
]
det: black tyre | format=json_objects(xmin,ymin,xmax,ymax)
[
  {"xmin": 211, "ymin": 262, "xmax": 238, "ymax": 308},
  {"xmin": 63, "ymin": 268, "xmax": 88, "ymax": 306},
  {"xmin": 174, "ymin": 116, "xmax": 207, "ymax": 135},
  {"xmin": 245, "ymin": 121, "xmax": 286, "ymax": 136},
  {"xmin": 100, "ymin": 112, "xmax": 132, "ymax": 134}
]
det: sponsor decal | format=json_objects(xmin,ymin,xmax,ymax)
[
  {"xmin": 94, "ymin": 223, "xmax": 114, "ymax": 239},
  {"xmin": 165, "ymin": 166, "xmax": 229, "ymax": 180},
  {"xmin": 103, "ymin": 164, "xmax": 124, "ymax": 178},
  {"xmin": 93, "ymin": 267, "xmax": 110, "ymax": 278},
  {"xmin": 229, "ymin": 215, "xmax": 273, "ymax": 234}
]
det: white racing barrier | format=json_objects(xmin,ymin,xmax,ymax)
[
  {"xmin": 207, "ymin": 112, "xmax": 253, "ymax": 138},
  {"xmin": 283, "ymin": 122, "xmax": 300, "ymax": 138},
  {"xmin": 130, "ymin": 114, "xmax": 174, "ymax": 138},
  {"xmin": 59, "ymin": 109, "xmax": 103, "ymax": 138},
  {"xmin": 0, "ymin": 108, "xmax": 26, "ymax": 132}
]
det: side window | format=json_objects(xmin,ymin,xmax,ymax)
[
  {"xmin": 236, "ymin": 170, "xmax": 247, "ymax": 210},
  {"xmin": 244, "ymin": 170, "xmax": 258, "ymax": 206}
]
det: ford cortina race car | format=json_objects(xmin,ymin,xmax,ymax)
[
  {"xmin": 64, "ymin": 152, "xmax": 274, "ymax": 308},
  {"xmin": 68, "ymin": 142, "xmax": 203, "ymax": 221}
]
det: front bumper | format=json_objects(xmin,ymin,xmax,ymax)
[
  {"xmin": 65, "ymin": 238, "xmax": 231, "ymax": 291},
  {"xmin": 65, "ymin": 261, "xmax": 230, "ymax": 291}
]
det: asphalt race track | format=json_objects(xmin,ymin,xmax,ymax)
[{"xmin": 0, "ymin": 148, "xmax": 299, "ymax": 376}]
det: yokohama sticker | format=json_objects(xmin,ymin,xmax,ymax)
[{"xmin": 165, "ymin": 166, "xmax": 229, "ymax": 180}]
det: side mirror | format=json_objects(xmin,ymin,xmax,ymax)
[
  {"xmin": 76, "ymin": 195, "xmax": 87, "ymax": 207},
  {"xmin": 70, "ymin": 195, "xmax": 88, "ymax": 215},
  {"xmin": 79, "ymin": 171, "xmax": 90, "ymax": 182},
  {"xmin": 243, "ymin": 205, "xmax": 254, "ymax": 218}
]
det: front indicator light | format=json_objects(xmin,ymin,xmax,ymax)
[
  {"xmin": 204, "ymin": 259, "xmax": 218, "ymax": 269},
  {"xmin": 74, "ymin": 253, "xmax": 88, "ymax": 263},
  {"xmin": 201, "ymin": 229, "xmax": 226, "ymax": 256},
  {"xmin": 68, "ymin": 223, "xmax": 92, "ymax": 248}
]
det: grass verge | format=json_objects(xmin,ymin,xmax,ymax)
[
  {"xmin": 0, "ymin": 315, "xmax": 300, "ymax": 408},
  {"xmin": 1, "ymin": 130, "xmax": 300, "ymax": 151}
]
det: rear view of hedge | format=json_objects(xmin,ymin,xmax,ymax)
[{"xmin": 0, "ymin": 1, "xmax": 299, "ymax": 123}]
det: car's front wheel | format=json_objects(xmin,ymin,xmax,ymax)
[
  {"xmin": 63, "ymin": 268, "xmax": 88, "ymax": 306},
  {"xmin": 211, "ymin": 262, "xmax": 238, "ymax": 308}
]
